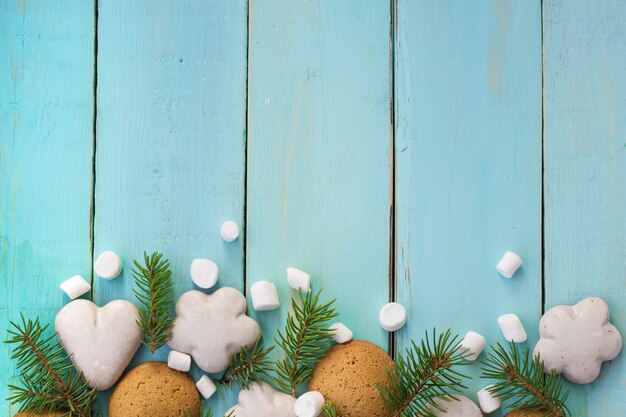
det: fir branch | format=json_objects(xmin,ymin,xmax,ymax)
[
  {"xmin": 273, "ymin": 290, "xmax": 338, "ymax": 396},
  {"xmin": 323, "ymin": 403, "xmax": 338, "ymax": 417},
  {"xmin": 481, "ymin": 342, "xmax": 571, "ymax": 417},
  {"xmin": 4, "ymin": 315, "xmax": 98, "ymax": 417},
  {"xmin": 377, "ymin": 329, "xmax": 470, "ymax": 417},
  {"xmin": 219, "ymin": 341, "xmax": 275, "ymax": 389},
  {"xmin": 132, "ymin": 251, "xmax": 175, "ymax": 353}
]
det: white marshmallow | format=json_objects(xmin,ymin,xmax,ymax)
[
  {"xmin": 190, "ymin": 258, "xmax": 218, "ymax": 289},
  {"xmin": 329, "ymin": 322, "xmax": 353, "ymax": 344},
  {"xmin": 496, "ymin": 251, "xmax": 523, "ymax": 278},
  {"xmin": 196, "ymin": 375, "xmax": 217, "ymax": 400},
  {"xmin": 220, "ymin": 220, "xmax": 240, "ymax": 242},
  {"xmin": 168, "ymin": 350, "xmax": 191, "ymax": 372},
  {"xmin": 379, "ymin": 302, "xmax": 406, "ymax": 332},
  {"xmin": 250, "ymin": 281, "xmax": 280, "ymax": 311},
  {"xmin": 477, "ymin": 386, "xmax": 501, "ymax": 413},
  {"xmin": 94, "ymin": 251, "xmax": 122, "ymax": 280},
  {"xmin": 287, "ymin": 267, "xmax": 311, "ymax": 292},
  {"xmin": 294, "ymin": 391, "xmax": 325, "ymax": 417},
  {"xmin": 459, "ymin": 331, "xmax": 487, "ymax": 361},
  {"xmin": 59, "ymin": 275, "xmax": 91, "ymax": 299},
  {"xmin": 497, "ymin": 313, "xmax": 527, "ymax": 343}
]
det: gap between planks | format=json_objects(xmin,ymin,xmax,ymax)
[{"xmin": 89, "ymin": 0, "xmax": 99, "ymax": 302}]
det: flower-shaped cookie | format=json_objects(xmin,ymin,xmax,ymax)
[
  {"xmin": 225, "ymin": 382, "xmax": 296, "ymax": 417},
  {"xmin": 430, "ymin": 396, "xmax": 482, "ymax": 416},
  {"xmin": 533, "ymin": 297, "xmax": 622, "ymax": 384},
  {"xmin": 168, "ymin": 288, "xmax": 260, "ymax": 373}
]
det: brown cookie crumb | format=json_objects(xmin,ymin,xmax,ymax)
[
  {"xmin": 109, "ymin": 361, "xmax": 201, "ymax": 417},
  {"xmin": 309, "ymin": 340, "xmax": 393, "ymax": 417}
]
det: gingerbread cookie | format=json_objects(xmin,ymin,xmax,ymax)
[
  {"xmin": 168, "ymin": 288, "xmax": 260, "ymax": 373},
  {"xmin": 13, "ymin": 412, "xmax": 66, "ymax": 417},
  {"xmin": 308, "ymin": 340, "xmax": 393, "ymax": 417},
  {"xmin": 55, "ymin": 299, "xmax": 142, "ymax": 390},
  {"xmin": 226, "ymin": 381, "xmax": 296, "ymax": 417},
  {"xmin": 533, "ymin": 297, "xmax": 622, "ymax": 384},
  {"xmin": 108, "ymin": 362, "xmax": 201, "ymax": 417},
  {"xmin": 430, "ymin": 396, "xmax": 482, "ymax": 416}
]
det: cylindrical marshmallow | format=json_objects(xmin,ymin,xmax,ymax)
[
  {"xmin": 59, "ymin": 275, "xmax": 91, "ymax": 299},
  {"xmin": 94, "ymin": 251, "xmax": 122, "ymax": 280},
  {"xmin": 459, "ymin": 331, "xmax": 487, "ymax": 361},
  {"xmin": 379, "ymin": 302, "xmax": 406, "ymax": 332},
  {"xmin": 190, "ymin": 258, "xmax": 218, "ymax": 289},
  {"xmin": 477, "ymin": 386, "xmax": 501, "ymax": 413},
  {"xmin": 250, "ymin": 281, "xmax": 280, "ymax": 311},
  {"xmin": 330, "ymin": 322, "xmax": 353, "ymax": 344},
  {"xmin": 294, "ymin": 391, "xmax": 325, "ymax": 417},
  {"xmin": 497, "ymin": 313, "xmax": 527, "ymax": 343},
  {"xmin": 496, "ymin": 251, "xmax": 523, "ymax": 278},
  {"xmin": 287, "ymin": 267, "xmax": 311, "ymax": 292},
  {"xmin": 168, "ymin": 350, "xmax": 191, "ymax": 372},
  {"xmin": 196, "ymin": 375, "xmax": 217, "ymax": 400},
  {"xmin": 220, "ymin": 220, "xmax": 240, "ymax": 242}
]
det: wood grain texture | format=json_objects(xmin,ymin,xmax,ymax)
[
  {"xmin": 94, "ymin": 0, "xmax": 247, "ymax": 414},
  {"xmin": 543, "ymin": 0, "xmax": 626, "ymax": 415},
  {"xmin": 394, "ymin": 1, "xmax": 542, "ymax": 413},
  {"xmin": 0, "ymin": 0, "xmax": 94, "ymax": 415},
  {"xmin": 246, "ymin": 0, "xmax": 392, "ymax": 378}
]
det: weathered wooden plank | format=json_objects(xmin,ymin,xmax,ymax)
[
  {"xmin": 94, "ymin": 0, "xmax": 248, "ymax": 414},
  {"xmin": 0, "ymin": 0, "xmax": 94, "ymax": 415},
  {"xmin": 395, "ymin": 1, "xmax": 542, "ymax": 414},
  {"xmin": 246, "ymin": 0, "xmax": 392, "ymax": 376},
  {"xmin": 543, "ymin": 1, "xmax": 626, "ymax": 415}
]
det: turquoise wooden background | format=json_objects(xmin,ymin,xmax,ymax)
[{"xmin": 1, "ymin": 0, "xmax": 624, "ymax": 416}]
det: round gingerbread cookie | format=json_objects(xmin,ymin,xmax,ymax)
[
  {"xmin": 506, "ymin": 411, "xmax": 550, "ymax": 417},
  {"xmin": 109, "ymin": 361, "xmax": 201, "ymax": 417},
  {"xmin": 13, "ymin": 412, "xmax": 66, "ymax": 417},
  {"xmin": 309, "ymin": 340, "xmax": 393, "ymax": 417}
]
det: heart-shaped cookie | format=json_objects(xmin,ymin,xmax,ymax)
[{"xmin": 55, "ymin": 299, "xmax": 142, "ymax": 390}]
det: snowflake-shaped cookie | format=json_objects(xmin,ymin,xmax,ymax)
[
  {"xmin": 168, "ymin": 288, "xmax": 260, "ymax": 373},
  {"xmin": 225, "ymin": 382, "xmax": 296, "ymax": 417},
  {"xmin": 533, "ymin": 297, "xmax": 622, "ymax": 384}
]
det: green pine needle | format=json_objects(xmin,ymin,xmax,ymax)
[
  {"xmin": 219, "ymin": 340, "xmax": 275, "ymax": 389},
  {"xmin": 132, "ymin": 251, "xmax": 175, "ymax": 353},
  {"xmin": 273, "ymin": 289, "xmax": 338, "ymax": 396},
  {"xmin": 4, "ymin": 315, "xmax": 98, "ymax": 417},
  {"xmin": 323, "ymin": 403, "xmax": 338, "ymax": 417},
  {"xmin": 378, "ymin": 329, "xmax": 470, "ymax": 417},
  {"xmin": 481, "ymin": 342, "xmax": 571, "ymax": 417}
]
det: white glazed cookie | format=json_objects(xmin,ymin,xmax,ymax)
[
  {"xmin": 168, "ymin": 288, "xmax": 261, "ymax": 373},
  {"xmin": 534, "ymin": 297, "xmax": 622, "ymax": 384},
  {"xmin": 430, "ymin": 395, "xmax": 483, "ymax": 417},
  {"xmin": 226, "ymin": 382, "xmax": 296, "ymax": 417},
  {"xmin": 55, "ymin": 299, "xmax": 142, "ymax": 390}
]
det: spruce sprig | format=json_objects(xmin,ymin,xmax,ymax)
[
  {"xmin": 219, "ymin": 340, "xmax": 275, "ymax": 389},
  {"xmin": 378, "ymin": 329, "xmax": 470, "ymax": 417},
  {"xmin": 481, "ymin": 342, "xmax": 571, "ymax": 417},
  {"xmin": 323, "ymin": 403, "xmax": 338, "ymax": 417},
  {"xmin": 4, "ymin": 315, "xmax": 98, "ymax": 417},
  {"xmin": 132, "ymin": 251, "xmax": 175, "ymax": 353},
  {"xmin": 273, "ymin": 290, "xmax": 338, "ymax": 396}
]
